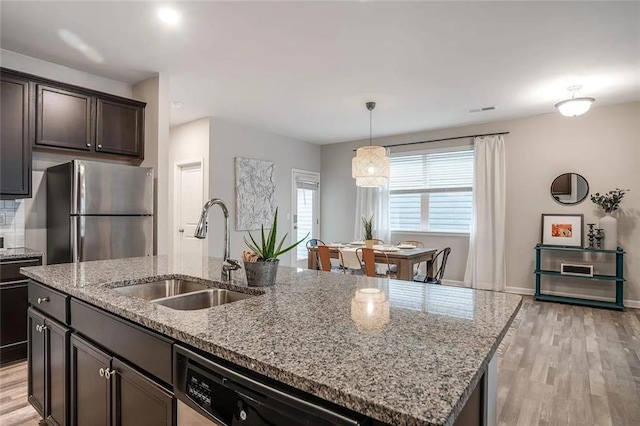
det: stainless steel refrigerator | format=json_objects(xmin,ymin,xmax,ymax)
[{"xmin": 47, "ymin": 160, "xmax": 154, "ymax": 264}]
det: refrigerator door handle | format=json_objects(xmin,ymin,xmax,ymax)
[
  {"xmin": 72, "ymin": 216, "xmax": 84, "ymax": 263},
  {"xmin": 73, "ymin": 161, "xmax": 85, "ymax": 215}
]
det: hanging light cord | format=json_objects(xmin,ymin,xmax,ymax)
[{"xmin": 369, "ymin": 108, "xmax": 372, "ymax": 146}]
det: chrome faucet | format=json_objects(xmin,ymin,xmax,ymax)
[{"xmin": 194, "ymin": 198, "xmax": 241, "ymax": 281}]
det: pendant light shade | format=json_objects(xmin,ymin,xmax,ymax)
[
  {"xmin": 352, "ymin": 102, "xmax": 390, "ymax": 187},
  {"xmin": 555, "ymin": 86, "xmax": 595, "ymax": 117}
]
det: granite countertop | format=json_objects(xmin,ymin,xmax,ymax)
[
  {"xmin": 21, "ymin": 255, "xmax": 521, "ymax": 426},
  {"xmin": 0, "ymin": 247, "xmax": 44, "ymax": 261}
]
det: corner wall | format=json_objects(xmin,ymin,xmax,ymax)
[
  {"xmin": 321, "ymin": 102, "xmax": 640, "ymax": 305},
  {"xmin": 208, "ymin": 119, "xmax": 321, "ymax": 266}
]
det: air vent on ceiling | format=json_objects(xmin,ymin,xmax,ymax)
[{"xmin": 469, "ymin": 106, "xmax": 496, "ymax": 113}]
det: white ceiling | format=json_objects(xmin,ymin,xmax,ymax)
[{"xmin": 1, "ymin": 1, "xmax": 638, "ymax": 144}]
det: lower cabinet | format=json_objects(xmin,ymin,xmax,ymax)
[
  {"xmin": 27, "ymin": 307, "xmax": 70, "ymax": 426},
  {"xmin": 71, "ymin": 334, "xmax": 175, "ymax": 426}
]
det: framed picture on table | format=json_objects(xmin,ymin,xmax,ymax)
[{"xmin": 541, "ymin": 214, "xmax": 584, "ymax": 248}]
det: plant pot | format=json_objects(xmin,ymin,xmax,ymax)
[
  {"xmin": 244, "ymin": 259, "xmax": 279, "ymax": 287},
  {"xmin": 365, "ymin": 240, "xmax": 375, "ymax": 249},
  {"xmin": 599, "ymin": 213, "xmax": 618, "ymax": 250}
]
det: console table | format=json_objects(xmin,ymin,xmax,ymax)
[{"xmin": 534, "ymin": 244, "xmax": 625, "ymax": 311}]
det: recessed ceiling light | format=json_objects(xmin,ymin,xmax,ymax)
[
  {"xmin": 171, "ymin": 101, "xmax": 183, "ymax": 109},
  {"xmin": 158, "ymin": 7, "xmax": 180, "ymax": 25}
]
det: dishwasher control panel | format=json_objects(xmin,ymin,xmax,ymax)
[{"xmin": 187, "ymin": 371, "xmax": 212, "ymax": 407}]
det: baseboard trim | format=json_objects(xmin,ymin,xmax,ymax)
[
  {"xmin": 442, "ymin": 279, "xmax": 467, "ymax": 287},
  {"xmin": 504, "ymin": 286, "xmax": 639, "ymax": 309}
]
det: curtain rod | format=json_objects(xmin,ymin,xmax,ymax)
[{"xmin": 351, "ymin": 131, "xmax": 509, "ymax": 151}]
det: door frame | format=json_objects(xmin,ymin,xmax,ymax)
[
  {"xmin": 290, "ymin": 169, "xmax": 320, "ymax": 266},
  {"xmin": 173, "ymin": 158, "xmax": 206, "ymax": 257}
]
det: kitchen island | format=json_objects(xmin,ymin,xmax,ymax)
[{"xmin": 21, "ymin": 255, "xmax": 521, "ymax": 426}]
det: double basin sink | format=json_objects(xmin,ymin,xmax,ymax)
[{"xmin": 115, "ymin": 279, "xmax": 254, "ymax": 310}]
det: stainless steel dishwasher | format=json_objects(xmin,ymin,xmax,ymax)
[{"xmin": 174, "ymin": 345, "xmax": 370, "ymax": 425}]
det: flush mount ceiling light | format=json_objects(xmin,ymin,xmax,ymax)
[
  {"xmin": 158, "ymin": 7, "xmax": 180, "ymax": 25},
  {"xmin": 352, "ymin": 102, "xmax": 390, "ymax": 187},
  {"xmin": 555, "ymin": 85, "xmax": 595, "ymax": 117}
]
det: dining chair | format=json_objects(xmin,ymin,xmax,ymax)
[
  {"xmin": 355, "ymin": 248, "xmax": 394, "ymax": 278},
  {"xmin": 395, "ymin": 240, "xmax": 424, "ymax": 248},
  {"xmin": 414, "ymin": 247, "xmax": 451, "ymax": 284},
  {"xmin": 317, "ymin": 245, "xmax": 346, "ymax": 274},
  {"xmin": 370, "ymin": 239, "xmax": 385, "ymax": 245},
  {"xmin": 306, "ymin": 239, "xmax": 325, "ymax": 270}
]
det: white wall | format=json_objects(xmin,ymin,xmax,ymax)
[
  {"xmin": 168, "ymin": 118, "xmax": 211, "ymax": 255},
  {"xmin": 1, "ymin": 49, "xmax": 131, "ymax": 97},
  {"xmin": 208, "ymin": 119, "xmax": 321, "ymax": 266},
  {"xmin": 321, "ymin": 102, "xmax": 640, "ymax": 304}
]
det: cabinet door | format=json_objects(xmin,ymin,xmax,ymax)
[
  {"xmin": 0, "ymin": 74, "xmax": 31, "ymax": 198},
  {"xmin": 35, "ymin": 84, "xmax": 94, "ymax": 151},
  {"xmin": 46, "ymin": 318, "xmax": 70, "ymax": 426},
  {"xmin": 27, "ymin": 307, "xmax": 46, "ymax": 417},
  {"xmin": 0, "ymin": 281, "xmax": 28, "ymax": 364},
  {"xmin": 96, "ymin": 98, "xmax": 143, "ymax": 157},
  {"xmin": 70, "ymin": 334, "xmax": 111, "ymax": 426},
  {"xmin": 112, "ymin": 358, "xmax": 175, "ymax": 426}
]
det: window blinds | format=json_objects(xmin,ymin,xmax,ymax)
[{"xmin": 389, "ymin": 149, "xmax": 474, "ymax": 192}]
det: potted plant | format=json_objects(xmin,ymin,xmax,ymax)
[
  {"xmin": 362, "ymin": 214, "xmax": 375, "ymax": 248},
  {"xmin": 242, "ymin": 208, "xmax": 308, "ymax": 286},
  {"xmin": 590, "ymin": 188, "xmax": 629, "ymax": 250}
]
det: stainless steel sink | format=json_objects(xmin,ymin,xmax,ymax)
[
  {"xmin": 153, "ymin": 289, "xmax": 254, "ymax": 310},
  {"xmin": 114, "ymin": 279, "xmax": 209, "ymax": 300}
]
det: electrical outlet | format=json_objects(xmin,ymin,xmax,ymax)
[{"xmin": 0, "ymin": 213, "xmax": 5, "ymax": 226}]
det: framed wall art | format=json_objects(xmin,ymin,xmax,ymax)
[{"xmin": 540, "ymin": 214, "xmax": 584, "ymax": 248}]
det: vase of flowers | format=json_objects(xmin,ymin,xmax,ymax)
[
  {"xmin": 590, "ymin": 189, "xmax": 629, "ymax": 250},
  {"xmin": 362, "ymin": 214, "xmax": 375, "ymax": 248},
  {"xmin": 243, "ymin": 208, "xmax": 308, "ymax": 286}
]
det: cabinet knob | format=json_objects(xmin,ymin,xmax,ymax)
[
  {"xmin": 86, "ymin": 143, "xmax": 91, "ymax": 147},
  {"xmin": 104, "ymin": 368, "xmax": 116, "ymax": 379},
  {"xmin": 97, "ymin": 144, "xmax": 103, "ymax": 149},
  {"xmin": 37, "ymin": 297, "xmax": 50, "ymax": 304},
  {"xmin": 36, "ymin": 324, "xmax": 47, "ymax": 332},
  {"xmin": 99, "ymin": 368, "xmax": 105, "ymax": 377}
]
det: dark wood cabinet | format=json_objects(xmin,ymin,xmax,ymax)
[
  {"xmin": 1, "ymin": 257, "xmax": 42, "ymax": 364},
  {"xmin": 0, "ymin": 72, "xmax": 31, "ymax": 199},
  {"xmin": 1, "ymin": 67, "xmax": 145, "ymax": 162},
  {"xmin": 35, "ymin": 84, "xmax": 94, "ymax": 151},
  {"xmin": 70, "ymin": 334, "xmax": 175, "ymax": 426},
  {"xmin": 96, "ymin": 98, "xmax": 144, "ymax": 157},
  {"xmin": 71, "ymin": 334, "xmax": 111, "ymax": 426},
  {"xmin": 27, "ymin": 307, "xmax": 70, "ymax": 426}
]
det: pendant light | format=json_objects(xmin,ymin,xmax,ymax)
[
  {"xmin": 555, "ymin": 85, "xmax": 595, "ymax": 117},
  {"xmin": 352, "ymin": 102, "xmax": 390, "ymax": 187}
]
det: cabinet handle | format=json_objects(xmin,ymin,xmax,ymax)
[
  {"xmin": 97, "ymin": 144, "xmax": 103, "ymax": 149},
  {"xmin": 36, "ymin": 325, "xmax": 47, "ymax": 332},
  {"xmin": 37, "ymin": 297, "xmax": 50, "ymax": 304},
  {"xmin": 86, "ymin": 143, "xmax": 91, "ymax": 147},
  {"xmin": 99, "ymin": 368, "xmax": 105, "ymax": 377},
  {"xmin": 104, "ymin": 368, "xmax": 116, "ymax": 379}
]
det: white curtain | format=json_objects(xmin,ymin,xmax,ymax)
[
  {"xmin": 464, "ymin": 135, "xmax": 506, "ymax": 291},
  {"xmin": 354, "ymin": 180, "xmax": 391, "ymax": 244}
]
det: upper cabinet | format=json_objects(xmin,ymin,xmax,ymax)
[
  {"xmin": 0, "ymin": 72, "xmax": 31, "ymax": 199},
  {"xmin": 1, "ymin": 68, "xmax": 146, "ymax": 171}
]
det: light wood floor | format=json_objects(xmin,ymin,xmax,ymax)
[{"xmin": 1, "ymin": 297, "xmax": 638, "ymax": 426}]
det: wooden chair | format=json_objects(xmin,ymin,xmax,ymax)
[
  {"xmin": 317, "ymin": 245, "xmax": 346, "ymax": 274},
  {"xmin": 395, "ymin": 240, "xmax": 424, "ymax": 248},
  {"xmin": 306, "ymin": 239, "xmax": 325, "ymax": 270},
  {"xmin": 370, "ymin": 239, "xmax": 385, "ymax": 245},
  {"xmin": 414, "ymin": 247, "xmax": 451, "ymax": 284},
  {"xmin": 356, "ymin": 248, "xmax": 394, "ymax": 278}
]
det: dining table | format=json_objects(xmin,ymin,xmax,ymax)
[{"xmin": 307, "ymin": 244, "xmax": 438, "ymax": 281}]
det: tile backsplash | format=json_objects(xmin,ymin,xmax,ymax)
[{"xmin": 0, "ymin": 200, "xmax": 26, "ymax": 248}]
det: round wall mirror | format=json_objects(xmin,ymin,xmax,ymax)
[{"xmin": 551, "ymin": 173, "xmax": 589, "ymax": 205}]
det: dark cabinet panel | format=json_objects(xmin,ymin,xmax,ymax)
[
  {"xmin": 0, "ymin": 73, "xmax": 31, "ymax": 198},
  {"xmin": 96, "ymin": 98, "xmax": 144, "ymax": 157},
  {"xmin": 71, "ymin": 334, "xmax": 111, "ymax": 426},
  {"xmin": 113, "ymin": 358, "xmax": 175, "ymax": 426},
  {"xmin": 35, "ymin": 84, "xmax": 94, "ymax": 151},
  {"xmin": 0, "ymin": 282, "xmax": 28, "ymax": 363},
  {"xmin": 27, "ymin": 307, "xmax": 46, "ymax": 417},
  {"xmin": 47, "ymin": 318, "xmax": 70, "ymax": 426}
]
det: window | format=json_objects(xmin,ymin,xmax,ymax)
[{"xmin": 389, "ymin": 148, "xmax": 473, "ymax": 232}]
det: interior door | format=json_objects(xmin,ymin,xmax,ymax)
[
  {"xmin": 291, "ymin": 170, "xmax": 320, "ymax": 268},
  {"xmin": 175, "ymin": 161, "xmax": 204, "ymax": 258}
]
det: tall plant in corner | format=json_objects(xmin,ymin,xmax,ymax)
[{"xmin": 590, "ymin": 188, "xmax": 629, "ymax": 251}]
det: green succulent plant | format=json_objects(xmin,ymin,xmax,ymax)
[{"xmin": 244, "ymin": 208, "xmax": 308, "ymax": 260}]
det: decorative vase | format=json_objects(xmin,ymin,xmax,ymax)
[
  {"xmin": 365, "ymin": 240, "xmax": 375, "ymax": 249},
  {"xmin": 244, "ymin": 259, "xmax": 279, "ymax": 286},
  {"xmin": 599, "ymin": 213, "xmax": 618, "ymax": 250}
]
